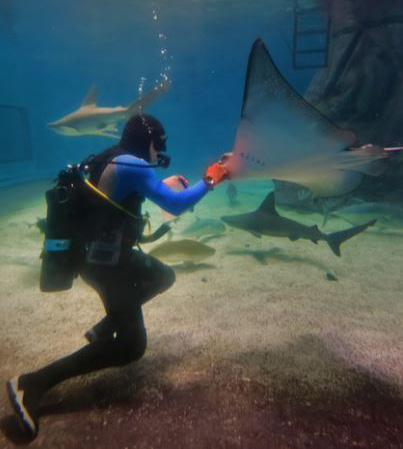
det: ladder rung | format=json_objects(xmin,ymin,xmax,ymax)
[
  {"xmin": 295, "ymin": 7, "xmax": 322, "ymax": 15},
  {"xmin": 296, "ymin": 29, "xmax": 327, "ymax": 36},
  {"xmin": 295, "ymin": 49, "xmax": 327, "ymax": 54},
  {"xmin": 294, "ymin": 63, "xmax": 327, "ymax": 69}
]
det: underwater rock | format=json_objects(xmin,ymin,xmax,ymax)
[
  {"xmin": 325, "ymin": 270, "xmax": 338, "ymax": 281},
  {"xmin": 305, "ymin": 0, "xmax": 403, "ymax": 202}
]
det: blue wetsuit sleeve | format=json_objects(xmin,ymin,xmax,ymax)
[{"xmin": 116, "ymin": 156, "xmax": 209, "ymax": 215}]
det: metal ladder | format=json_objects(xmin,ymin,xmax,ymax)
[{"xmin": 292, "ymin": 0, "xmax": 331, "ymax": 69}]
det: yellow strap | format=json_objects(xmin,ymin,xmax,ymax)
[{"xmin": 83, "ymin": 178, "xmax": 151, "ymax": 231}]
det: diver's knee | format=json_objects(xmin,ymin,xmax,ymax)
[
  {"xmin": 111, "ymin": 329, "xmax": 147, "ymax": 365},
  {"xmin": 161, "ymin": 266, "xmax": 175, "ymax": 292}
]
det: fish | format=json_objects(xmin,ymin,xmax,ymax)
[
  {"xmin": 226, "ymin": 182, "xmax": 239, "ymax": 207},
  {"xmin": 47, "ymin": 79, "xmax": 170, "ymax": 138},
  {"xmin": 328, "ymin": 201, "xmax": 403, "ymax": 228},
  {"xmin": 220, "ymin": 192, "xmax": 376, "ymax": 256},
  {"xmin": 181, "ymin": 217, "xmax": 226, "ymax": 240},
  {"xmin": 221, "ymin": 39, "xmax": 388, "ymax": 197},
  {"xmin": 26, "ymin": 218, "xmax": 47, "ymax": 233},
  {"xmin": 148, "ymin": 239, "xmax": 215, "ymax": 264}
]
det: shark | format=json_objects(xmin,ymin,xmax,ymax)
[
  {"xmin": 220, "ymin": 192, "xmax": 376, "ymax": 256},
  {"xmin": 47, "ymin": 79, "xmax": 170, "ymax": 139},
  {"xmin": 181, "ymin": 217, "xmax": 226, "ymax": 240},
  {"xmin": 327, "ymin": 201, "xmax": 403, "ymax": 229}
]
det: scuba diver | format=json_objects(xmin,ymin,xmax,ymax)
[{"xmin": 6, "ymin": 113, "xmax": 230, "ymax": 438}]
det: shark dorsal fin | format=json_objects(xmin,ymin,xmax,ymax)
[
  {"xmin": 81, "ymin": 85, "xmax": 97, "ymax": 107},
  {"xmin": 257, "ymin": 192, "xmax": 278, "ymax": 215}
]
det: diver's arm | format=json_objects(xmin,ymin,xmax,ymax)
[
  {"xmin": 139, "ymin": 170, "xmax": 209, "ymax": 215},
  {"xmin": 115, "ymin": 155, "xmax": 209, "ymax": 215}
]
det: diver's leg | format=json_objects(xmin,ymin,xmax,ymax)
[
  {"xmin": 84, "ymin": 316, "xmax": 114, "ymax": 343},
  {"xmin": 130, "ymin": 249, "xmax": 176, "ymax": 305},
  {"xmin": 20, "ymin": 307, "xmax": 146, "ymax": 390},
  {"xmin": 7, "ymin": 265, "xmax": 146, "ymax": 437},
  {"xmin": 83, "ymin": 250, "xmax": 175, "ymax": 341}
]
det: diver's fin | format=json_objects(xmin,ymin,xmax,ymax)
[
  {"xmin": 257, "ymin": 192, "xmax": 278, "ymax": 215},
  {"xmin": 325, "ymin": 220, "xmax": 376, "ymax": 257},
  {"xmin": 81, "ymin": 85, "xmax": 97, "ymax": 107}
]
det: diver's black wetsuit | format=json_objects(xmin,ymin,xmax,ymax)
[
  {"xmin": 7, "ymin": 113, "xmax": 226, "ymax": 439},
  {"xmin": 21, "ymin": 148, "xmax": 176, "ymax": 393}
]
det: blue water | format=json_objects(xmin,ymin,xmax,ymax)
[{"xmin": 0, "ymin": 0, "xmax": 316, "ymax": 183}]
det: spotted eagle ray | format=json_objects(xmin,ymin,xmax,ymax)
[
  {"xmin": 221, "ymin": 192, "xmax": 376, "ymax": 256},
  {"xmin": 47, "ymin": 79, "xmax": 170, "ymax": 138},
  {"xmin": 149, "ymin": 239, "xmax": 215, "ymax": 264},
  {"xmin": 222, "ymin": 39, "xmax": 388, "ymax": 197}
]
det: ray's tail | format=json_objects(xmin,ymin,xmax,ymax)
[{"xmin": 324, "ymin": 220, "xmax": 376, "ymax": 256}]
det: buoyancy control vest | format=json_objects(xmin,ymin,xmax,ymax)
[
  {"xmin": 82, "ymin": 146, "xmax": 147, "ymax": 266},
  {"xmin": 39, "ymin": 146, "xmax": 147, "ymax": 292}
]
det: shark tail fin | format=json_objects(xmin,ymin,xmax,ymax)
[
  {"xmin": 127, "ymin": 78, "xmax": 171, "ymax": 118},
  {"xmin": 324, "ymin": 220, "xmax": 376, "ymax": 257},
  {"xmin": 310, "ymin": 225, "xmax": 320, "ymax": 244}
]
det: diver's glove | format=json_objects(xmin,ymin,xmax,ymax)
[{"xmin": 204, "ymin": 161, "xmax": 230, "ymax": 188}]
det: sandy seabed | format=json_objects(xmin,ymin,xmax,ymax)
[{"xmin": 0, "ymin": 179, "xmax": 402, "ymax": 448}]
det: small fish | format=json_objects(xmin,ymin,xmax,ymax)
[
  {"xmin": 226, "ymin": 182, "xmax": 239, "ymax": 207},
  {"xmin": 181, "ymin": 217, "xmax": 226, "ymax": 240},
  {"xmin": 27, "ymin": 218, "xmax": 47, "ymax": 233},
  {"xmin": 149, "ymin": 239, "xmax": 215, "ymax": 264}
]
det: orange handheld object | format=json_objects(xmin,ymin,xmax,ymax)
[{"xmin": 204, "ymin": 161, "xmax": 230, "ymax": 188}]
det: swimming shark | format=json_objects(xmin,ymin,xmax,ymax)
[
  {"xmin": 181, "ymin": 217, "xmax": 226, "ymax": 240},
  {"xmin": 326, "ymin": 201, "xmax": 403, "ymax": 229},
  {"xmin": 221, "ymin": 192, "xmax": 376, "ymax": 256},
  {"xmin": 47, "ymin": 79, "xmax": 170, "ymax": 138}
]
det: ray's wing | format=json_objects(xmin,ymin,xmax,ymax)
[{"xmin": 228, "ymin": 39, "xmax": 384, "ymax": 197}]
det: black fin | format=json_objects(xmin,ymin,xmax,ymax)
[
  {"xmin": 249, "ymin": 230, "xmax": 262, "ymax": 238},
  {"xmin": 309, "ymin": 225, "xmax": 320, "ymax": 243},
  {"xmin": 288, "ymin": 235, "xmax": 299, "ymax": 241},
  {"xmin": 325, "ymin": 219, "xmax": 376, "ymax": 257},
  {"xmin": 257, "ymin": 192, "xmax": 278, "ymax": 215}
]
